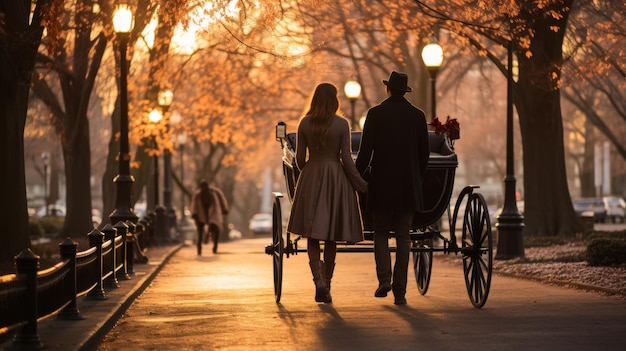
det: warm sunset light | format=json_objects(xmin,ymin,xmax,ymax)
[
  {"xmin": 112, "ymin": 5, "xmax": 133, "ymax": 34},
  {"xmin": 170, "ymin": 0, "xmax": 240, "ymax": 54},
  {"xmin": 149, "ymin": 109, "xmax": 163, "ymax": 124},
  {"xmin": 421, "ymin": 42, "xmax": 443, "ymax": 68}
]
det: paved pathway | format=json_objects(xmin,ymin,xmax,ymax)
[{"xmin": 96, "ymin": 237, "xmax": 626, "ymax": 351}]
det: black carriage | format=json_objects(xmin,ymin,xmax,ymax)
[{"xmin": 266, "ymin": 121, "xmax": 493, "ymax": 308}]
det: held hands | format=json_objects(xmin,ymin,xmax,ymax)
[{"xmin": 357, "ymin": 182, "xmax": 368, "ymax": 193}]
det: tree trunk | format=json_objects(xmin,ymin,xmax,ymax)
[
  {"xmin": 0, "ymin": 80, "xmax": 30, "ymax": 262},
  {"xmin": 0, "ymin": 0, "xmax": 45, "ymax": 262},
  {"xmin": 60, "ymin": 121, "xmax": 94, "ymax": 236},
  {"xmin": 581, "ymin": 118, "xmax": 596, "ymax": 197},
  {"xmin": 132, "ymin": 145, "xmax": 152, "ymax": 209},
  {"xmin": 515, "ymin": 2, "xmax": 584, "ymax": 237},
  {"xmin": 102, "ymin": 101, "xmax": 120, "ymax": 224}
]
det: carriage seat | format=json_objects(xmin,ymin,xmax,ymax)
[
  {"xmin": 286, "ymin": 132, "xmax": 297, "ymax": 151},
  {"xmin": 286, "ymin": 131, "xmax": 457, "ymax": 169},
  {"xmin": 351, "ymin": 131, "xmax": 457, "ymax": 168},
  {"xmin": 427, "ymin": 131, "xmax": 458, "ymax": 168}
]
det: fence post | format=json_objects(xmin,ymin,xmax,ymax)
[
  {"xmin": 135, "ymin": 219, "xmax": 149, "ymax": 264},
  {"xmin": 12, "ymin": 249, "xmax": 43, "ymax": 349},
  {"xmin": 113, "ymin": 221, "xmax": 131, "ymax": 280},
  {"xmin": 57, "ymin": 238, "xmax": 83, "ymax": 320},
  {"xmin": 138, "ymin": 217, "xmax": 149, "ymax": 250},
  {"xmin": 102, "ymin": 224, "xmax": 120, "ymax": 289},
  {"xmin": 125, "ymin": 220, "xmax": 136, "ymax": 274},
  {"xmin": 86, "ymin": 228, "xmax": 106, "ymax": 300},
  {"xmin": 147, "ymin": 211, "xmax": 156, "ymax": 247}
]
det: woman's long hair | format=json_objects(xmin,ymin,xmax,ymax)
[{"xmin": 305, "ymin": 83, "xmax": 339, "ymax": 149}]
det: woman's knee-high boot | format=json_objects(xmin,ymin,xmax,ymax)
[
  {"xmin": 325, "ymin": 261, "xmax": 335, "ymax": 292},
  {"xmin": 309, "ymin": 261, "xmax": 332, "ymax": 303}
]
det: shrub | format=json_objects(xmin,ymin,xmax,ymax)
[
  {"xmin": 35, "ymin": 216, "xmax": 65, "ymax": 236},
  {"xmin": 586, "ymin": 237, "xmax": 626, "ymax": 266},
  {"xmin": 524, "ymin": 236, "xmax": 573, "ymax": 248},
  {"xmin": 583, "ymin": 230, "xmax": 626, "ymax": 243},
  {"xmin": 29, "ymin": 221, "xmax": 44, "ymax": 238}
]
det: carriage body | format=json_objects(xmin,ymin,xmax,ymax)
[
  {"xmin": 279, "ymin": 130, "xmax": 458, "ymax": 232},
  {"xmin": 271, "ymin": 121, "xmax": 493, "ymax": 308}
]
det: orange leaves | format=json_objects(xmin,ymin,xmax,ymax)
[
  {"xmin": 40, "ymin": 0, "xmax": 64, "ymax": 55},
  {"xmin": 518, "ymin": 36, "xmax": 531, "ymax": 50}
]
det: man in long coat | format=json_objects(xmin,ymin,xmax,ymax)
[
  {"xmin": 355, "ymin": 71, "xmax": 430, "ymax": 305},
  {"xmin": 191, "ymin": 180, "xmax": 229, "ymax": 255}
]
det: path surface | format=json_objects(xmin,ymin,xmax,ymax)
[{"xmin": 97, "ymin": 237, "xmax": 626, "ymax": 351}]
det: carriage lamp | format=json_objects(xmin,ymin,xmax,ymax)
[
  {"xmin": 276, "ymin": 121, "xmax": 287, "ymax": 141},
  {"xmin": 344, "ymin": 77, "xmax": 361, "ymax": 130},
  {"xmin": 421, "ymin": 39, "xmax": 443, "ymax": 121},
  {"xmin": 110, "ymin": 2, "xmax": 138, "ymax": 224}
]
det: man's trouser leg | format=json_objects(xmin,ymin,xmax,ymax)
[
  {"xmin": 391, "ymin": 211, "xmax": 414, "ymax": 298},
  {"xmin": 373, "ymin": 211, "xmax": 393, "ymax": 286}
]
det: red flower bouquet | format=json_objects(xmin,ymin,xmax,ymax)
[{"xmin": 429, "ymin": 116, "xmax": 460, "ymax": 140}]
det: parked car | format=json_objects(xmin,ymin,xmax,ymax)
[
  {"xmin": 35, "ymin": 204, "xmax": 103, "ymax": 228},
  {"xmin": 248, "ymin": 213, "xmax": 272, "ymax": 235},
  {"xmin": 602, "ymin": 196, "xmax": 625, "ymax": 223},
  {"xmin": 91, "ymin": 209, "xmax": 103, "ymax": 227},
  {"xmin": 35, "ymin": 204, "xmax": 66, "ymax": 218},
  {"xmin": 573, "ymin": 198, "xmax": 607, "ymax": 223}
]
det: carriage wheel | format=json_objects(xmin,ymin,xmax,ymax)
[
  {"xmin": 271, "ymin": 197, "xmax": 284, "ymax": 303},
  {"xmin": 461, "ymin": 193, "xmax": 493, "ymax": 308},
  {"xmin": 412, "ymin": 238, "xmax": 433, "ymax": 295}
]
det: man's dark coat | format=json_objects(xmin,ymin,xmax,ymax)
[{"xmin": 355, "ymin": 95, "xmax": 430, "ymax": 212}]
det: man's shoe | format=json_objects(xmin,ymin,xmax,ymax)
[
  {"xmin": 212, "ymin": 247, "xmax": 217, "ymax": 254},
  {"xmin": 374, "ymin": 284, "xmax": 391, "ymax": 297},
  {"xmin": 394, "ymin": 296, "xmax": 407, "ymax": 305}
]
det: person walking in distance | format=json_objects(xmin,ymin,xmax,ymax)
[
  {"xmin": 355, "ymin": 71, "xmax": 430, "ymax": 305},
  {"xmin": 287, "ymin": 83, "xmax": 368, "ymax": 303},
  {"xmin": 191, "ymin": 180, "xmax": 229, "ymax": 255}
]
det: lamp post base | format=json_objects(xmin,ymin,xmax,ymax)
[
  {"xmin": 495, "ymin": 213, "xmax": 525, "ymax": 260},
  {"xmin": 110, "ymin": 174, "xmax": 139, "ymax": 224},
  {"xmin": 155, "ymin": 205, "xmax": 169, "ymax": 244}
]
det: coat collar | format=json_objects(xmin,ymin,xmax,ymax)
[{"xmin": 383, "ymin": 95, "xmax": 409, "ymax": 104}]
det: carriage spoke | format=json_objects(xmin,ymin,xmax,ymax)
[{"xmin": 473, "ymin": 264, "xmax": 484, "ymax": 303}]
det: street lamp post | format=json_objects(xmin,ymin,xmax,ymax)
[
  {"xmin": 158, "ymin": 89, "xmax": 176, "ymax": 232},
  {"xmin": 344, "ymin": 77, "xmax": 361, "ymax": 130},
  {"xmin": 148, "ymin": 109, "xmax": 162, "ymax": 208},
  {"xmin": 177, "ymin": 133, "xmax": 189, "ymax": 226},
  {"xmin": 496, "ymin": 41, "xmax": 525, "ymax": 260},
  {"xmin": 41, "ymin": 153, "xmax": 50, "ymax": 216},
  {"xmin": 421, "ymin": 40, "xmax": 443, "ymax": 121},
  {"xmin": 148, "ymin": 109, "xmax": 168, "ymax": 243},
  {"xmin": 110, "ymin": 3, "xmax": 138, "ymax": 225}
]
